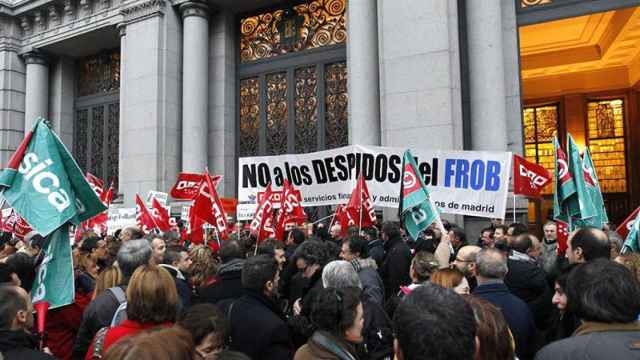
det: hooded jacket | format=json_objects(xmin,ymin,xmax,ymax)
[{"xmin": 0, "ymin": 329, "xmax": 56, "ymax": 360}]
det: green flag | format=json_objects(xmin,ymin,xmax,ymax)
[
  {"xmin": 581, "ymin": 147, "xmax": 608, "ymax": 228},
  {"xmin": 0, "ymin": 118, "xmax": 106, "ymax": 236},
  {"xmin": 31, "ymin": 223, "xmax": 74, "ymax": 309},
  {"xmin": 400, "ymin": 149, "xmax": 444, "ymax": 240},
  {"xmin": 552, "ymin": 137, "xmax": 575, "ymax": 221},
  {"xmin": 623, "ymin": 209, "xmax": 640, "ymax": 253},
  {"xmin": 566, "ymin": 135, "xmax": 597, "ymax": 224}
]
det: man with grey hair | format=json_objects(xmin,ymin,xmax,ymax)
[
  {"xmin": 473, "ymin": 248, "xmax": 536, "ymax": 359},
  {"xmin": 72, "ymin": 239, "xmax": 152, "ymax": 359},
  {"xmin": 318, "ymin": 260, "xmax": 394, "ymax": 359}
]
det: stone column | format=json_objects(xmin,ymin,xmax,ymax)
[
  {"xmin": 180, "ymin": 1, "xmax": 209, "ymax": 172},
  {"xmin": 23, "ymin": 51, "xmax": 49, "ymax": 130},
  {"xmin": 347, "ymin": 0, "xmax": 380, "ymax": 146},
  {"xmin": 466, "ymin": 0, "xmax": 508, "ymax": 151}
]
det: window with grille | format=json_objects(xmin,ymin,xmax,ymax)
[
  {"xmin": 586, "ymin": 99, "xmax": 626, "ymax": 193},
  {"xmin": 522, "ymin": 104, "xmax": 558, "ymax": 194}
]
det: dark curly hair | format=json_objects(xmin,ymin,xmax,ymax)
[
  {"xmin": 310, "ymin": 287, "xmax": 362, "ymax": 338},
  {"xmin": 178, "ymin": 303, "xmax": 229, "ymax": 346},
  {"xmin": 293, "ymin": 240, "xmax": 334, "ymax": 267}
]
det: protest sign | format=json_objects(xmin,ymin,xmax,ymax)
[
  {"xmin": 237, "ymin": 145, "xmax": 511, "ymax": 220},
  {"xmin": 107, "ymin": 208, "xmax": 137, "ymax": 233},
  {"xmin": 147, "ymin": 191, "xmax": 169, "ymax": 206}
]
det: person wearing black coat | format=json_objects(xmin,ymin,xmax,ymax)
[
  {"xmin": 219, "ymin": 255, "xmax": 293, "ymax": 360},
  {"xmin": 363, "ymin": 226, "xmax": 384, "ymax": 268},
  {"xmin": 199, "ymin": 240, "xmax": 246, "ymax": 305},
  {"xmin": 379, "ymin": 222, "xmax": 412, "ymax": 300}
]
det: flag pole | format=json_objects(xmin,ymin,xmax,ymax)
[
  {"xmin": 213, "ymin": 227, "xmax": 221, "ymax": 249},
  {"xmin": 358, "ymin": 181, "xmax": 363, "ymax": 234},
  {"xmin": 513, "ymin": 193, "xmax": 516, "ymax": 223},
  {"xmin": 314, "ymin": 212, "xmax": 335, "ymax": 225}
]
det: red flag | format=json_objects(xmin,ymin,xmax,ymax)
[
  {"xmin": 556, "ymin": 219, "xmax": 570, "ymax": 256},
  {"xmin": 170, "ymin": 172, "xmax": 221, "ymax": 200},
  {"xmin": 191, "ymin": 173, "xmax": 229, "ymax": 239},
  {"xmin": 616, "ymin": 206, "xmax": 640, "ymax": 239},
  {"xmin": 189, "ymin": 207, "xmax": 205, "ymax": 244},
  {"xmin": 2, "ymin": 210, "xmax": 33, "ymax": 239},
  {"xmin": 333, "ymin": 204, "xmax": 356, "ymax": 236},
  {"xmin": 250, "ymin": 184, "xmax": 275, "ymax": 243},
  {"xmin": 85, "ymin": 173, "xmax": 105, "ymax": 198},
  {"xmin": 151, "ymin": 198, "xmax": 172, "ymax": 232},
  {"xmin": 275, "ymin": 180, "xmax": 307, "ymax": 240},
  {"xmin": 101, "ymin": 182, "xmax": 114, "ymax": 205},
  {"xmin": 513, "ymin": 155, "xmax": 552, "ymax": 198},
  {"xmin": 135, "ymin": 194, "xmax": 157, "ymax": 232},
  {"xmin": 345, "ymin": 176, "xmax": 376, "ymax": 228}
]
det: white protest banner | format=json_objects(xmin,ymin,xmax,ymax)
[
  {"xmin": 107, "ymin": 208, "xmax": 137, "ymax": 234},
  {"xmin": 237, "ymin": 145, "xmax": 511, "ymax": 220},
  {"xmin": 147, "ymin": 191, "xmax": 169, "ymax": 206}
]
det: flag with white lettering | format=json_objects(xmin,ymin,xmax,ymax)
[
  {"xmin": 250, "ymin": 183, "xmax": 275, "ymax": 243},
  {"xmin": 513, "ymin": 154, "xmax": 551, "ymax": 198},
  {"xmin": 346, "ymin": 175, "xmax": 377, "ymax": 228},
  {"xmin": 552, "ymin": 137, "xmax": 576, "ymax": 221},
  {"xmin": 617, "ymin": 207, "xmax": 640, "ymax": 239},
  {"xmin": 0, "ymin": 119, "xmax": 106, "ymax": 236},
  {"xmin": 400, "ymin": 149, "xmax": 445, "ymax": 240},
  {"xmin": 275, "ymin": 180, "xmax": 307, "ymax": 240},
  {"xmin": 31, "ymin": 223, "xmax": 74, "ymax": 309},
  {"xmin": 135, "ymin": 194, "xmax": 157, "ymax": 232},
  {"xmin": 556, "ymin": 219, "xmax": 570, "ymax": 256},
  {"xmin": 151, "ymin": 197, "xmax": 172, "ymax": 232},
  {"xmin": 581, "ymin": 148, "xmax": 609, "ymax": 228},
  {"xmin": 170, "ymin": 172, "xmax": 221, "ymax": 200}
]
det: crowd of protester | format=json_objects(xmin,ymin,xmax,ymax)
[{"xmin": 1, "ymin": 216, "xmax": 640, "ymax": 360}]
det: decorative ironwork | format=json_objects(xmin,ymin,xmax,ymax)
[
  {"xmin": 266, "ymin": 72, "xmax": 289, "ymax": 155},
  {"xmin": 239, "ymin": 78, "xmax": 260, "ymax": 157},
  {"xmin": 240, "ymin": 0, "xmax": 347, "ymax": 63},
  {"xmin": 74, "ymin": 109, "xmax": 88, "ymax": 172},
  {"xmin": 90, "ymin": 106, "xmax": 105, "ymax": 179},
  {"xmin": 77, "ymin": 49, "xmax": 120, "ymax": 97},
  {"xmin": 587, "ymin": 99, "xmax": 626, "ymax": 193},
  {"xmin": 522, "ymin": 104, "xmax": 558, "ymax": 194},
  {"xmin": 521, "ymin": 0, "xmax": 552, "ymax": 8},
  {"xmin": 295, "ymin": 66, "xmax": 318, "ymax": 153},
  {"xmin": 324, "ymin": 61, "xmax": 348, "ymax": 149},
  {"xmin": 107, "ymin": 103, "xmax": 120, "ymax": 191}
]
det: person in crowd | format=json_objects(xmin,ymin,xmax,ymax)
[
  {"xmin": 294, "ymin": 287, "xmax": 364, "ymax": 360},
  {"xmin": 79, "ymin": 236, "xmax": 108, "ymax": 270},
  {"xmin": 0, "ymin": 285, "xmax": 56, "ymax": 360},
  {"xmin": 200, "ymin": 240, "xmax": 246, "ymax": 305},
  {"xmin": 463, "ymin": 295, "xmax": 516, "ymax": 360},
  {"xmin": 402, "ymin": 251, "xmax": 440, "ymax": 294},
  {"xmin": 92, "ymin": 265, "xmax": 122, "ymax": 300},
  {"xmin": 84, "ymin": 265, "xmax": 178, "ymax": 359},
  {"xmin": 566, "ymin": 227, "xmax": 610, "ymax": 264},
  {"xmin": 493, "ymin": 224, "xmax": 509, "ymax": 250},
  {"xmin": 379, "ymin": 222, "xmax": 412, "ymax": 300},
  {"xmin": 75, "ymin": 252, "xmax": 98, "ymax": 295},
  {"xmin": 104, "ymin": 235, "xmax": 121, "ymax": 267},
  {"xmin": 221, "ymin": 255, "xmax": 293, "ymax": 360},
  {"xmin": 285, "ymin": 228, "xmax": 306, "ymax": 259},
  {"xmin": 339, "ymin": 236, "xmax": 384, "ymax": 305},
  {"xmin": 451, "ymin": 245, "xmax": 481, "ymax": 291},
  {"xmin": 118, "ymin": 226, "xmax": 144, "ymax": 242},
  {"xmin": 479, "ymin": 226, "xmax": 495, "ymax": 248},
  {"xmin": 0, "ymin": 262, "xmax": 21, "ymax": 286},
  {"xmin": 148, "ymin": 236, "xmax": 166, "ymax": 266},
  {"xmin": 608, "ymin": 231, "xmax": 624, "ymax": 260},
  {"xmin": 289, "ymin": 240, "xmax": 334, "ymax": 309},
  {"xmin": 178, "ymin": 303, "xmax": 229, "ymax": 360},
  {"xmin": 188, "ymin": 245, "xmax": 218, "ymax": 297},
  {"xmin": 507, "ymin": 222, "xmax": 529, "ymax": 244},
  {"xmin": 5, "ymin": 252, "xmax": 37, "ymax": 292},
  {"xmin": 393, "ymin": 284, "xmax": 477, "ymax": 360},
  {"xmin": 536, "ymin": 259, "xmax": 640, "ymax": 359},
  {"xmin": 448, "ymin": 226, "xmax": 468, "ymax": 256},
  {"xmin": 412, "ymin": 228, "xmax": 437, "ymax": 254},
  {"xmin": 160, "ymin": 250, "xmax": 192, "ymax": 310},
  {"xmin": 363, "ymin": 226, "xmax": 384, "ymax": 268},
  {"xmin": 258, "ymin": 239, "xmax": 286, "ymax": 271},
  {"xmin": 329, "ymin": 224, "xmax": 342, "ymax": 242},
  {"xmin": 72, "ymin": 239, "xmax": 152, "ymax": 359},
  {"xmin": 504, "ymin": 233, "xmax": 551, "ymax": 329},
  {"xmin": 545, "ymin": 264, "xmax": 580, "ymax": 344},
  {"xmin": 540, "ymin": 221, "xmax": 558, "ymax": 274},
  {"xmin": 103, "ymin": 327, "xmax": 193, "ymax": 360},
  {"xmin": 473, "ymin": 248, "xmax": 536, "ymax": 359},
  {"xmin": 163, "ymin": 231, "xmax": 182, "ymax": 250},
  {"xmin": 615, "ymin": 252, "xmax": 640, "ymax": 282},
  {"xmin": 431, "ymin": 267, "xmax": 470, "ymax": 295}
]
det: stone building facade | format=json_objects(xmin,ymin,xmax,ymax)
[{"xmin": 0, "ymin": 0, "xmax": 637, "ymax": 230}]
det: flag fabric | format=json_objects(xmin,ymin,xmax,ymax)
[
  {"xmin": 135, "ymin": 194, "xmax": 157, "ymax": 232},
  {"xmin": 555, "ymin": 219, "xmax": 570, "ymax": 256},
  {"xmin": 512, "ymin": 154, "xmax": 552, "ymax": 198},
  {"xmin": 399, "ymin": 149, "xmax": 444, "ymax": 240},
  {"xmin": 85, "ymin": 173, "xmax": 104, "ymax": 198},
  {"xmin": 188, "ymin": 207, "xmax": 205, "ymax": 244},
  {"xmin": 275, "ymin": 180, "xmax": 307, "ymax": 240},
  {"xmin": 31, "ymin": 223, "xmax": 74, "ymax": 309},
  {"xmin": 345, "ymin": 175, "xmax": 377, "ymax": 228},
  {"xmin": 151, "ymin": 197, "xmax": 172, "ymax": 232},
  {"xmin": 170, "ymin": 172, "xmax": 221, "ymax": 200},
  {"xmin": 1, "ymin": 209, "xmax": 33, "ymax": 239},
  {"xmin": 83, "ymin": 181, "xmax": 113, "ymax": 236},
  {"xmin": 333, "ymin": 204, "xmax": 354, "ymax": 236},
  {"xmin": 0, "ymin": 119, "xmax": 106, "ymax": 236},
  {"xmin": 623, "ymin": 209, "xmax": 640, "ymax": 253},
  {"xmin": 250, "ymin": 183, "xmax": 275, "ymax": 243},
  {"xmin": 617, "ymin": 207, "xmax": 640, "ymax": 239},
  {"xmin": 191, "ymin": 173, "xmax": 229, "ymax": 239},
  {"xmin": 552, "ymin": 137, "xmax": 576, "ymax": 221},
  {"xmin": 581, "ymin": 148, "xmax": 609, "ymax": 228},
  {"xmin": 566, "ymin": 135, "xmax": 598, "ymax": 225}
]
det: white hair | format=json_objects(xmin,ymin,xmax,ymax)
[{"xmin": 322, "ymin": 260, "xmax": 362, "ymax": 289}]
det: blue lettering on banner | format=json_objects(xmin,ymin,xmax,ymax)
[{"xmin": 444, "ymin": 159, "xmax": 501, "ymax": 191}]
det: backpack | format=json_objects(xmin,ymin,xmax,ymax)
[{"xmin": 107, "ymin": 287, "xmax": 128, "ymax": 327}]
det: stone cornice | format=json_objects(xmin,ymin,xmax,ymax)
[
  {"xmin": 121, "ymin": 0, "xmax": 165, "ymax": 24},
  {"xmin": 179, "ymin": 1, "xmax": 208, "ymax": 20},
  {"xmin": 22, "ymin": 49, "xmax": 47, "ymax": 64}
]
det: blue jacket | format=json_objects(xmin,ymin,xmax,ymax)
[{"xmin": 474, "ymin": 282, "xmax": 537, "ymax": 359}]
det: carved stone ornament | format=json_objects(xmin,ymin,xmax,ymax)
[
  {"xmin": 48, "ymin": 5, "xmax": 60, "ymax": 26},
  {"xmin": 64, "ymin": 0, "xmax": 75, "ymax": 21},
  {"xmin": 33, "ymin": 10, "xmax": 45, "ymax": 31},
  {"xmin": 19, "ymin": 16, "xmax": 32, "ymax": 35},
  {"xmin": 121, "ymin": 0, "xmax": 166, "ymax": 24},
  {"xmin": 80, "ymin": 0, "xmax": 91, "ymax": 17},
  {"xmin": 179, "ymin": 1, "xmax": 209, "ymax": 20}
]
